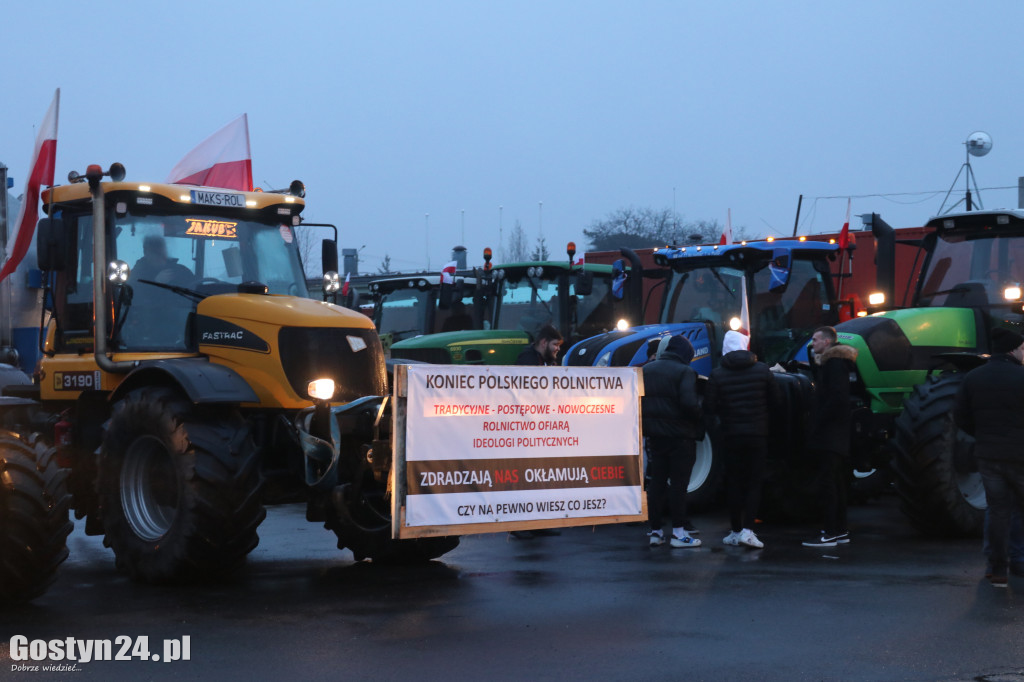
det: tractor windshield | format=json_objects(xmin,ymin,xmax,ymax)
[
  {"xmin": 374, "ymin": 283, "xmax": 479, "ymax": 340},
  {"xmin": 494, "ymin": 270, "xmax": 614, "ymax": 339},
  {"xmin": 661, "ymin": 258, "xmax": 831, "ymax": 364},
  {"xmin": 661, "ymin": 266, "xmax": 744, "ymax": 327},
  {"xmin": 111, "ymin": 211, "xmax": 308, "ymax": 349},
  {"xmin": 918, "ymin": 232, "xmax": 1024, "ymax": 308},
  {"xmin": 750, "ymin": 257, "xmax": 831, "ymax": 364}
]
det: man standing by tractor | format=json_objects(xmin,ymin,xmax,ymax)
[
  {"xmin": 802, "ymin": 326, "xmax": 859, "ymax": 548},
  {"xmin": 509, "ymin": 324, "xmax": 565, "ymax": 539},
  {"xmin": 954, "ymin": 327, "xmax": 1024, "ymax": 587},
  {"xmin": 515, "ymin": 324, "xmax": 563, "ymax": 366},
  {"xmin": 705, "ymin": 330, "xmax": 780, "ymax": 549}
]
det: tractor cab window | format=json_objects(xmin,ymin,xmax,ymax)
[
  {"xmin": 376, "ymin": 287, "xmax": 429, "ymax": 342},
  {"xmin": 569, "ymin": 276, "xmax": 614, "ymax": 340},
  {"xmin": 111, "ymin": 211, "xmax": 309, "ymax": 351},
  {"xmin": 662, "ymin": 266, "xmax": 744, "ymax": 328},
  {"xmin": 751, "ymin": 258, "xmax": 831, "ymax": 365},
  {"xmin": 495, "ymin": 274, "xmax": 559, "ymax": 335},
  {"xmin": 919, "ymin": 232, "xmax": 1024, "ymax": 308}
]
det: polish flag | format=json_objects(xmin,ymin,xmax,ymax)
[
  {"xmin": 0, "ymin": 89, "xmax": 59, "ymax": 283},
  {"xmin": 720, "ymin": 209, "xmax": 733, "ymax": 245},
  {"xmin": 838, "ymin": 198, "xmax": 851, "ymax": 251},
  {"xmin": 441, "ymin": 261, "xmax": 458, "ymax": 284},
  {"xmin": 166, "ymin": 114, "xmax": 252, "ymax": 191},
  {"xmin": 341, "ymin": 272, "xmax": 351, "ymax": 297}
]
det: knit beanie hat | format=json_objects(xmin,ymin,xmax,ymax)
[
  {"xmin": 990, "ymin": 326, "xmax": 1024, "ymax": 354},
  {"xmin": 666, "ymin": 335, "xmax": 695, "ymax": 365},
  {"xmin": 722, "ymin": 330, "xmax": 750, "ymax": 354}
]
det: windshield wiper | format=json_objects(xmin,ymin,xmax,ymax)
[
  {"xmin": 138, "ymin": 279, "xmax": 208, "ymax": 302},
  {"xmin": 709, "ymin": 268, "xmax": 737, "ymax": 298}
]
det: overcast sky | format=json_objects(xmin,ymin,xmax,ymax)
[{"xmin": 3, "ymin": 1, "xmax": 1023, "ymax": 274}]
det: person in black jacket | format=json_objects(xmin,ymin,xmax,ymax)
[
  {"xmin": 515, "ymin": 324, "xmax": 563, "ymax": 366},
  {"xmin": 802, "ymin": 326, "xmax": 859, "ymax": 548},
  {"xmin": 705, "ymin": 330, "xmax": 780, "ymax": 549},
  {"xmin": 954, "ymin": 326, "xmax": 1024, "ymax": 587},
  {"xmin": 642, "ymin": 335, "xmax": 703, "ymax": 548}
]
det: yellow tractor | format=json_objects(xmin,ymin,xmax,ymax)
[{"xmin": 0, "ymin": 163, "xmax": 456, "ymax": 598}]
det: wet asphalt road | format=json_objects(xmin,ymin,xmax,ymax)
[{"xmin": 2, "ymin": 493, "xmax": 1023, "ymax": 682}]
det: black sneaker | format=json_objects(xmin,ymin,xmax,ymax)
[
  {"xmin": 802, "ymin": 534, "xmax": 839, "ymax": 547},
  {"xmin": 991, "ymin": 570, "xmax": 1009, "ymax": 588},
  {"xmin": 835, "ymin": 532, "xmax": 850, "ymax": 545}
]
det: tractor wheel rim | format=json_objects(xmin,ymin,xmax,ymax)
[{"xmin": 121, "ymin": 435, "xmax": 179, "ymax": 541}]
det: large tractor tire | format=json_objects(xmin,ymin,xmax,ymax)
[
  {"xmin": 0, "ymin": 432, "xmax": 72, "ymax": 605},
  {"xmin": 326, "ymin": 485, "xmax": 459, "ymax": 564},
  {"xmin": 99, "ymin": 387, "xmax": 265, "ymax": 582},
  {"xmin": 892, "ymin": 373, "xmax": 985, "ymax": 537}
]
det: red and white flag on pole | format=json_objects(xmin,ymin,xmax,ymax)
[
  {"xmin": 1, "ymin": 89, "xmax": 59, "ymax": 283},
  {"xmin": 720, "ymin": 209, "xmax": 734, "ymax": 245},
  {"xmin": 838, "ymin": 198, "xmax": 851, "ymax": 251},
  {"xmin": 340, "ymin": 272, "xmax": 351, "ymax": 297},
  {"xmin": 441, "ymin": 261, "xmax": 458, "ymax": 284},
  {"xmin": 166, "ymin": 114, "xmax": 252, "ymax": 191}
]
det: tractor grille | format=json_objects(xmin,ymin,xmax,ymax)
[
  {"xmin": 390, "ymin": 347, "xmax": 452, "ymax": 364},
  {"xmin": 279, "ymin": 327, "xmax": 387, "ymax": 401}
]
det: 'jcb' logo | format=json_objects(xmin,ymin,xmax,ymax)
[{"xmin": 185, "ymin": 219, "xmax": 238, "ymax": 238}]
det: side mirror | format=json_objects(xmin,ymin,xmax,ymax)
[
  {"xmin": 321, "ymin": 239, "xmax": 339, "ymax": 276},
  {"xmin": 36, "ymin": 217, "xmax": 67, "ymax": 271},
  {"xmin": 576, "ymin": 270, "xmax": 594, "ymax": 296},
  {"xmin": 768, "ymin": 248, "xmax": 793, "ymax": 292}
]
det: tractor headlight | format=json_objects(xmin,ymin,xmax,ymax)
[
  {"xmin": 616, "ymin": 318, "xmax": 629, "ymax": 331},
  {"xmin": 323, "ymin": 271, "xmax": 341, "ymax": 294},
  {"xmin": 307, "ymin": 378, "xmax": 336, "ymax": 401},
  {"xmin": 1004, "ymin": 285, "xmax": 1022, "ymax": 301},
  {"xmin": 107, "ymin": 260, "xmax": 129, "ymax": 284},
  {"xmin": 868, "ymin": 292, "xmax": 886, "ymax": 306},
  {"xmin": 596, "ymin": 350, "xmax": 612, "ymax": 367},
  {"xmin": 729, "ymin": 317, "xmax": 742, "ymax": 331}
]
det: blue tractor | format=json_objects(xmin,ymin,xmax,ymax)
[{"xmin": 565, "ymin": 240, "xmax": 844, "ymax": 510}]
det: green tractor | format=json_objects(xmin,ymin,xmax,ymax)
[
  {"xmin": 836, "ymin": 209, "xmax": 1024, "ymax": 536},
  {"xmin": 389, "ymin": 243, "xmax": 642, "ymax": 365}
]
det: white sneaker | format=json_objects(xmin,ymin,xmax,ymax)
[
  {"xmin": 670, "ymin": 532, "xmax": 701, "ymax": 548},
  {"xmin": 738, "ymin": 528, "xmax": 764, "ymax": 549},
  {"xmin": 648, "ymin": 531, "xmax": 665, "ymax": 547},
  {"xmin": 723, "ymin": 531, "xmax": 741, "ymax": 546}
]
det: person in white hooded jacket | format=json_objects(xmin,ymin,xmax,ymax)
[{"xmin": 705, "ymin": 330, "xmax": 780, "ymax": 549}]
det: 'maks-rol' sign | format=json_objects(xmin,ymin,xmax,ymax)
[{"xmin": 395, "ymin": 364, "xmax": 644, "ymax": 537}]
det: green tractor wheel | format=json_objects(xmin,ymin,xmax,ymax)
[{"xmin": 891, "ymin": 373, "xmax": 985, "ymax": 537}]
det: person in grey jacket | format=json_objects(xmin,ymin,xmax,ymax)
[{"xmin": 641, "ymin": 335, "xmax": 703, "ymax": 548}]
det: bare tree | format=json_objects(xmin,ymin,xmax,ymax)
[
  {"xmin": 376, "ymin": 254, "xmax": 393, "ymax": 275},
  {"xmin": 504, "ymin": 220, "xmax": 530, "ymax": 262},
  {"xmin": 531, "ymin": 236, "xmax": 550, "ymax": 261},
  {"xmin": 583, "ymin": 207, "xmax": 748, "ymax": 251}
]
